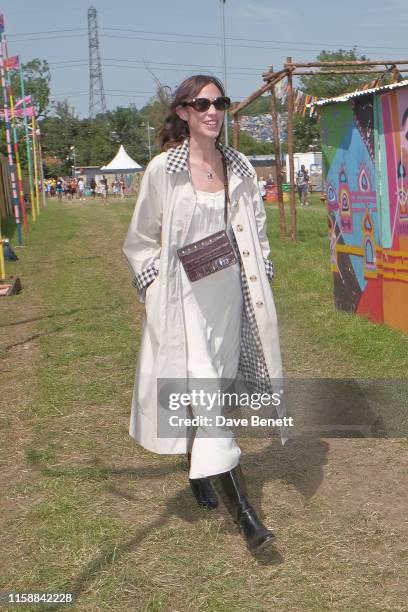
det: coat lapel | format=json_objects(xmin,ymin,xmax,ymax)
[{"xmin": 166, "ymin": 139, "xmax": 255, "ymax": 219}]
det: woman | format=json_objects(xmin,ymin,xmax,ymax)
[{"xmin": 123, "ymin": 75, "xmax": 285, "ymax": 552}]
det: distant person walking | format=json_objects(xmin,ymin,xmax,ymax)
[
  {"xmin": 56, "ymin": 177, "xmax": 63, "ymax": 202},
  {"xmin": 258, "ymin": 176, "xmax": 267, "ymax": 200},
  {"xmin": 296, "ymin": 164, "xmax": 309, "ymax": 206},
  {"xmin": 119, "ymin": 175, "xmax": 125, "ymax": 198},
  {"xmin": 68, "ymin": 178, "xmax": 77, "ymax": 201},
  {"xmin": 90, "ymin": 177, "xmax": 96, "ymax": 199},
  {"xmin": 265, "ymin": 173, "xmax": 274, "ymax": 187},
  {"xmin": 77, "ymin": 178, "xmax": 85, "ymax": 201},
  {"xmin": 101, "ymin": 175, "xmax": 108, "ymax": 200}
]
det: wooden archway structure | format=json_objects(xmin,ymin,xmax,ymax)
[{"xmin": 230, "ymin": 57, "xmax": 408, "ymax": 240}]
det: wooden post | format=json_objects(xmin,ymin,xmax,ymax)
[
  {"xmin": 269, "ymin": 75, "xmax": 286, "ymax": 239},
  {"xmin": 233, "ymin": 113, "xmax": 240, "ymax": 150},
  {"xmin": 286, "ymin": 57, "xmax": 297, "ymax": 241}
]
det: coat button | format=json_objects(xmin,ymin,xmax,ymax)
[
  {"xmin": 236, "ymin": 224, "xmax": 243, "ymax": 232},
  {"xmin": 242, "ymin": 250, "xmax": 250, "ymax": 257},
  {"xmin": 256, "ymin": 301, "xmax": 264, "ymax": 308},
  {"xmin": 250, "ymin": 275, "xmax": 257, "ymax": 282}
]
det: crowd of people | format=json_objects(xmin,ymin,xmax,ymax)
[{"xmin": 43, "ymin": 175, "xmax": 127, "ymax": 201}]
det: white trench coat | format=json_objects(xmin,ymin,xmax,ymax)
[{"xmin": 123, "ymin": 139, "xmax": 286, "ymax": 454}]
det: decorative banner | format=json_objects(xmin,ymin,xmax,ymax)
[
  {"xmin": 0, "ymin": 15, "xmax": 4, "ymax": 34},
  {"xmin": 15, "ymin": 94, "xmax": 32, "ymax": 108},
  {"xmin": 24, "ymin": 105, "xmax": 35, "ymax": 117},
  {"xmin": 274, "ymin": 80, "xmax": 318, "ymax": 116},
  {"xmin": 0, "ymin": 104, "xmax": 36, "ymax": 119},
  {"xmin": 5, "ymin": 55, "xmax": 19, "ymax": 70}
]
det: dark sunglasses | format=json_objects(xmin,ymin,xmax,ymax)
[{"xmin": 181, "ymin": 96, "xmax": 231, "ymax": 112}]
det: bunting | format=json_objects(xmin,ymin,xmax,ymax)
[{"xmin": 273, "ymin": 81, "xmax": 319, "ymax": 118}]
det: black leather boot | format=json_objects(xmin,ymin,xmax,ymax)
[
  {"xmin": 213, "ymin": 464, "xmax": 275, "ymax": 551},
  {"xmin": 187, "ymin": 452, "xmax": 219, "ymax": 510}
]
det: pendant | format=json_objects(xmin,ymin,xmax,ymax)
[{"xmin": 207, "ymin": 168, "xmax": 214, "ymax": 180}]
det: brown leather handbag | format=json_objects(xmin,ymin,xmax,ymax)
[{"xmin": 177, "ymin": 156, "xmax": 237, "ymax": 282}]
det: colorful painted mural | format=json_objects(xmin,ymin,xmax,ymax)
[{"xmin": 320, "ymin": 84, "xmax": 408, "ymax": 335}]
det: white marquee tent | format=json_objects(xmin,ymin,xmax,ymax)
[{"xmin": 100, "ymin": 145, "xmax": 143, "ymax": 173}]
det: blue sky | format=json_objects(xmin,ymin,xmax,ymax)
[{"xmin": 3, "ymin": 0, "xmax": 408, "ymax": 117}]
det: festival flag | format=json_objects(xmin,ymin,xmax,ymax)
[
  {"xmin": 5, "ymin": 55, "xmax": 19, "ymax": 70},
  {"xmin": 0, "ymin": 15, "xmax": 4, "ymax": 33},
  {"xmin": 15, "ymin": 94, "xmax": 32, "ymax": 108},
  {"xmin": 24, "ymin": 105, "xmax": 35, "ymax": 118},
  {"xmin": 0, "ymin": 105, "xmax": 36, "ymax": 120}
]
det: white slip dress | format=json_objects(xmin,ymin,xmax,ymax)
[{"xmin": 180, "ymin": 188, "xmax": 243, "ymax": 478}]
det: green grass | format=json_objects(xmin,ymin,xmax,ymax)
[{"xmin": 0, "ymin": 198, "xmax": 407, "ymax": 611}]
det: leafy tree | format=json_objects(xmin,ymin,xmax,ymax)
[
  {"xmin": 238, "ymin": 131, "xmax": 274, "ymax": 155},
  {"xmin": 41, "ymin": 102, "xmax": 151, "ymax": 174},
  {"xmin": 74, "ymin": 118, "xmax": 115, "ymax": 167},
  {"xmin": 9, "ymin": 59, "xmax": 51, "ymax": 117},
  {"xmin": 299, "ymin": 48, "xmax": 373, "ymax": 98},
  {"xmin": 105, "ymin": 105, "xmax": 147, "ymax": 162},
  {"xmin": 41, "ymin": 101, "xmax": 81, "ymax": 175},
  {"xmin": 140, "ymin": 92, "xmax": 170, "ymax": 131},
  {"xmin": 293, "ymin": 114, "xmax": 321, "ymax": 152},
  {"xmin": 140, "ymin": 86, "xmax": 172, "ymax": 158},
  {"xmin": 0, "ymin": 58, "xmax": 51, "ymax": 161}
]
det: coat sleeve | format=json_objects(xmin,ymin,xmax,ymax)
[
  {"xmin": 123, "ymin": 158, "xmax": 163, "ymax": 303},
  {"xmin": 250, "ymin": 172, "xmax": 275, "ymax": 282}
]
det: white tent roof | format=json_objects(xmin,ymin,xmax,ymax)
[{"xmin": 100, "ymin": 145, "xmax": 143, "ymax": 173}]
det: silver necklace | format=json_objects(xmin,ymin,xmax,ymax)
[{"xmin": 207, "ymin": 167, "xmax": 214, "ymax": 180}]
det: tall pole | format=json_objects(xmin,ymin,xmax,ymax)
[
  {"xmin": 286, "ymin": 57, "xmax": 297, "ymax": 241},
  {"xmin": 18, "ymin": 58, "xmax": 36, "ymax": 221},
  {"xmin": 36, "ymin": 123, "xmax": 47, "ymax": 209},
  {"xmin": 220, "ymin": 0, "xmax": 228, "ymax": 146},
  {"xmin": 31, "ymin": 114, "xmax": 40, "ymax": 217},
  {"xmin": 0, "ymin": 17, "xmax": 22, "ymax": 244},
  {"xmin": 3, "ymin": 35, "xmax": 28, "ymax": 231},
  {"xmin": 0, "ymin": 234, "xmax": 5, "ymax": 279},
  {"xmin": 147, "ymin": 121, "xmax": 152, "ymax": 161},
  {"xmin": 70, "ymin": 146, "xmax": 76, "ymax": 179},
  {"xmin": 269, "ymin": 69, "xmax": 286, "ymax": 239},
  {"xmin": 233, "ymin": 113, "xmax": 240, "ymax": 150}
]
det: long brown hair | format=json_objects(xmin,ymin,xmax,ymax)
[{"xmin": 157, "ymin": 75, "xmax": 226, "ymax": 151}]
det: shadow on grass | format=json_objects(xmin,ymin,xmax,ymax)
[
  {"xmin": 26, "ymin": 437, "xmax": 332, "ymax": 603},
  {"xmin": 244, "ymin": 437, "xmax": 330, "ymax": 499},
  {"xmin": 0, "ymin": 305, "xmax": 111, "ymax": 328},
  {"xmin": 30, "ymin": 437, "xmax": 329, "ymax": 501}
]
